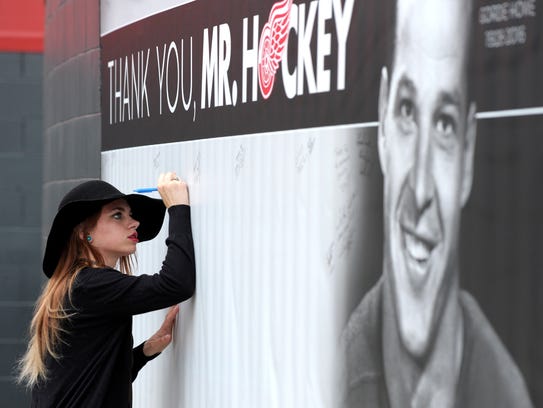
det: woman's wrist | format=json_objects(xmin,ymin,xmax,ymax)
[{"xmin": 142, "ymin": 341, "xmax": 160, "ymax": 358}]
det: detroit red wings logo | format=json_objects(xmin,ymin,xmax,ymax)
[{"xmin": 258, "ymin": 0, "xmax": 293, "ymax": 99}]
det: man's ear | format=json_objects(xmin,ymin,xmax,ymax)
[
  {"xmin": 460, "ymin": 101, "xmax": 477, "ymax": 207},
  {"xmin": 378, "ymin": 67, "xmax": 389, "ymax": 176}
]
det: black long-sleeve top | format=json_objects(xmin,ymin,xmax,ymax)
[{"xmin": 31, "ymin": 205, "xmax": 196, "ymax": 408}]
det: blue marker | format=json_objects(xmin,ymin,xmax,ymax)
[{"xmin": 133, "ymin": 187, "xmax": 158, "ymax": 193}]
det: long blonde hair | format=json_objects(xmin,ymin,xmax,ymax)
[{"xmin": 18, "ymin": 212, "xmax": 134, "ymax": 388}]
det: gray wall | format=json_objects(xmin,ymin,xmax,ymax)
[
  {"xmin": 43, "ymin": 0, "xmax": 102, "ymax": 237},
  {"xmin": 0, "ymin": 52, "xmax": 43, "ymax": 406},
  {"xmin": 0, "ymin": 0, "xmax": 101, "ymax": 404}
]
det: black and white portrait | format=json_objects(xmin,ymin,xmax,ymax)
[{"xmin": 340, "ymin": 0, "xmax": 535, "ymax": 406}]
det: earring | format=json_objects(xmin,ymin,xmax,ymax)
[{"xmin": 86, "ymin": 235, "xmax": 92, "ymax": 243}]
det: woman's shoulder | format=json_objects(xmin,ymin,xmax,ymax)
[
  {"xmin": 74, "ymin": 266, "xmax": 122, "ymax": 288},
  {"xmin": 71, "ymin": 267, "xmax": 132, "ymax": 306}
]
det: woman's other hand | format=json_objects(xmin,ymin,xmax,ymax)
[
  {"xmin": 157, "ymin": 172, "xmax": 189, "ymax": 207},
  {"xmin": 143, "ymin": 305, "xmax": 179, "ymax": 357}
]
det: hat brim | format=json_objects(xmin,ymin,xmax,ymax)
[{"xmin": 43, "ymin": 194, "xmax": 165, "ymax": 278}]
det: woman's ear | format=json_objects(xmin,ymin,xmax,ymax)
[
  {"xmin": 378, "ymin": 67, "xmax": 390, "ymax": 177},
  {"xmin": 77, "ymin": 225, "xmax": 86, "ymax": 241}
]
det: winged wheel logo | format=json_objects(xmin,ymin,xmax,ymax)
[{"xmin": 258, "ymin": 0, "xmax": 293, "ymax": 99}]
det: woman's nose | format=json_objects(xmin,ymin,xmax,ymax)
[{"xmin": 129, "ymin": 216, "xmax": 140, "ymax": 229}]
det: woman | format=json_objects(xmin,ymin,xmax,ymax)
[{"xmin": 18, "ymin": 172, "xmax": 195, "ymax": 407}]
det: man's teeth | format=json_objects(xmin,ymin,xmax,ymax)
[{"xmin": 405, "ymin": 232, "xmax": 430, "ymax": 262}]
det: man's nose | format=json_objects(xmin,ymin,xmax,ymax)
[{"xmin": 411, "ymin": 125, "xmax": 435, "ymax": 211}]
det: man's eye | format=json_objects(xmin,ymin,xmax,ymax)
[
  {"xmin": 396, "ymin": 98, "xmax": 416, "ymax": 134},
  {"xmin": 436, "ymin": 114, "xmax": 456, "ymax": 137},
  {"xmin": 399, "ymin": 99, "xmax": 414, "ymax": 120}
]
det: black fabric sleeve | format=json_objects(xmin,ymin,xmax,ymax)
[
  {"xmin": 131, "ymin": 342, "xmax": 160, "ymax": 381},
  {"xmin": 72, "ymin": 204, "xmax": 196, "ymax": 316}
]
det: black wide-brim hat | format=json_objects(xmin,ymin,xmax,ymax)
[{"xmin": 42, "ymin": 180, "xmax": 166, "ymax": 278}]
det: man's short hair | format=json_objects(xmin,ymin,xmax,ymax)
[{"xmin": 383, "ymin": 0, "xmax": 477, "ymax": 105}]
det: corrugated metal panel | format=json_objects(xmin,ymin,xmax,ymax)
[{"xmin": 102, "ymin": 125, "xmax": 379, "ymax": 407}]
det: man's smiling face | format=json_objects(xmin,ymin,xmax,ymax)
[{"xmin": 379, "ymin": 0, "xmax": 475, "ymax": 358}]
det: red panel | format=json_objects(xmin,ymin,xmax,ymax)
[{"xmin": 0, "ymin": 0, "xmax": 44, "ymax": 52}]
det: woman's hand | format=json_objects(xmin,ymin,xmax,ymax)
[
  {"xmin": 157, "ymin": 171, "xmax": 189, "ymax": 208},
  {"xmin": 143, "ymin": 305, "xmax": 179, "ymax": 357}
]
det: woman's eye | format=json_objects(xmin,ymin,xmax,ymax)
[{"xmin": 113, "ymin": 212, "xmax": 122, "ymax": 220}]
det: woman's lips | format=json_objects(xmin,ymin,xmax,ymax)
[{"xmin": 128, "ymin": 232, "xmax": 139, "ymax": 243}]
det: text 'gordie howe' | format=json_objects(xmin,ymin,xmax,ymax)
[{"xmin": 105, "ymin": 0, "xmax": 355, "ymax": 125}]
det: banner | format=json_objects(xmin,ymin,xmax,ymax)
[
  {"xmin": 101, "ymin": 1, "xmax": 543, "ymax": 407},
  {"xmin": 101, "ymin": 0, "xmax": 390, "ymax": 150}
]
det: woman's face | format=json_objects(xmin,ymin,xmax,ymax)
[{"xmin": 86, "ymin": 198, "xmax": 140, "ymax": 267}]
